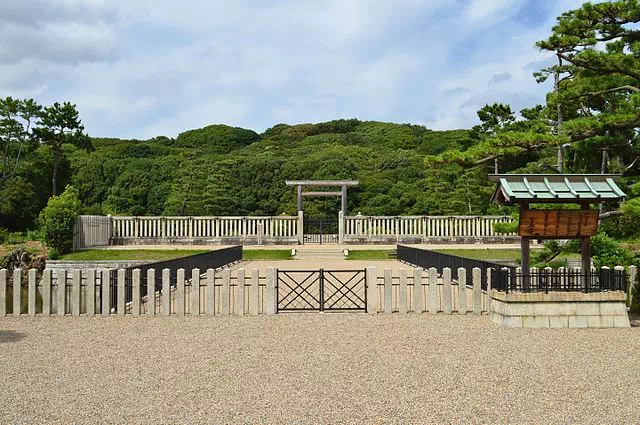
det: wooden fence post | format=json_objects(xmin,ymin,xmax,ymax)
[
  {"xmin": 428, "ymin": 268, "xmax": 438, "ymax": 314},
  {"xmin": 384, "ymin": 268, "xmax": 392, "ymax": 314},
  {"xmin": 473, "ymin": 267, "xmax": 482, "ymax": 315},
  {"xmin": 413, "ymin": 268, "xmax": 423, "ymax": 313},
  {"xmin": 458, "ymin": 268, "xmax": 467, "ymax": 314},
  {"xmin": 442, "ymin": 268, "xmax": 452, "ymax": 314}
]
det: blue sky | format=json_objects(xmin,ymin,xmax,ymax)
[{"xmin": 0, "ymin": 0, "xmax": 584, "ymax": 139}]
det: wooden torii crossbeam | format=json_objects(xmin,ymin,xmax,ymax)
[{"xmin": 285, "ymin": 180, "xmax": 359, "ymax": 214}]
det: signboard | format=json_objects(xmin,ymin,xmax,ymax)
[{"xmin": 518, "ymin": 209, "xmax": 599, "ymax": 238}]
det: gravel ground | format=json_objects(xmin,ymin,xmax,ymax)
[{"xmin": 1, "ymin": 315, "xmax": 638, "ymax": 424}]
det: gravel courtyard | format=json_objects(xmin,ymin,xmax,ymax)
[{"xmin": 1, "ymin": 315, "xmax": 638, "ymax": 424}]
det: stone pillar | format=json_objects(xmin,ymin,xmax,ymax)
[
  {"xmin": 473, "ymin": 268, "xmax": 482, "ymax": 315},
  {"xmin": 458, "ymin": 268, "xmax": 467, "ymax": 314},
  {"xmin": 28, "ymin": 269, "xmax": 37, "ymax": 317},
  {"xmin": 297, "ymin": 211, "xmax": 304, "ymax": 245},
  {"xmin": 0, "ymin": 269, "xmax": 7, "ymax": 317},
  {"xmin": 366, "ymin": 267, "xmax": 377, "ymax": 314},
  {"xmin": 206, "ymin": 268, "xmax": 215, "ymax": 315},
  {"xmin": 235, "ymin": 269, "xmax": 245, "ymax": 316},
  {"xmin": 42, "ymin": 270, "xmax": 51, "ymax": 316},
  {"xmin": 132, "ymin": 269, "xmax": 141, "ymax": 316},
  {"xmin": 176, "ymin": 269, "xmax": 185, "ymax": 316},
  {"xmin": 13, "ymin": 269, "xmax": 22, "ymax": 317},
  {"xmin": 398, "ymin": 269, "xmax": 408, "ymax": 314},
  {"xmin": 297, "ymin": 185, "xmax": 303, "ymax": 213},
  {"xmin": 117, "ymin": 269, "xmax": 126, "ymax": 316},
  {"xmin": 257, "ymin": 223, "xmax": 264, "ymax": 246},
  {"xmin": 384, "ymin": 268, "xmax": 393, "ymax": 314},
  {"xmin": 221, "ymin": 269, "xmax": 231, "ymax": 315},
  {"xmin": 102, "ymin": 269, "xmax": 111, "ymax": 316},
  {"xmin": 629, "ymin": 265, "xmax": 637, "ymax": 308},
  {"xmin": 428, "ymin": 268, "xmax": 438, "ymax": 314},
  {"xmin": 413, "ymin": 268, "xmax": 423, "ymax": 313},
  {"xmin": 87, "ymin": 269, "xmax": 96, "ymax": 317},
  {"xmin": 191, "ymin": 268, "xmax": 200, "ymax": 316},
  {"xmin": 72, "ymin": 269, "xmax": 81, "ymax": 316},
  {"xmin": 250, "ymin": 269, "xmax": 260, "ymax": 316},
  {"xmin": 162, "ymin": 268, "xmax": 171, "ymax": 316},
  {"xmin": 147, "ymin": 269, "xmax": 156, "ymax": 316},
  {"xmin": 265, "ymin": 267, "xmax": 276, "ymax": 315},
  {"xmin": 338, "ymin": 211, "xmax": 344, "ymax": 244},
  {"xmin": 442, "ymin": 268, "xmax": 452, "ymax": 314},
  {"xmin": 57, "ymin": 269, "xmax": 66, "ymax": 317}
]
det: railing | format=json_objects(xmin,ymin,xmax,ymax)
[
  {"xmin": 491, "ymin": 267, "xmax": 627, "ymax": 293},
  {"xmin": 397, "ymin": 245, "xmax": 514, "ymax": 289},
  {"xmin": 108, "ymin": 246, "xmax": 242, "ymax": 309},
  {"xmin": 110, "ymin": 216, "xmax": 299, "ymax": 240},
  {"xmin": 344, "ymin": 215, "xmax": 515, "ymax": 240}
]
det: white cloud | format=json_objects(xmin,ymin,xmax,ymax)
[{"xmin": 0, "ymin": 0, "xmax": 589, "ymax": 138}]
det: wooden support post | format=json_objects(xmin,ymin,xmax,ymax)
[
  {"xmin": 297, "ymin": 185, "xmax": 303, "ymax": 213},
  {"xmin": 521, "ymin": 236, "xmax": 530, "ymax": 290},
  {"xmin": 341, "ymin": 185, "xmax": 347, "ymax": 215}
]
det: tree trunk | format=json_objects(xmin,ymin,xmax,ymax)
[{"xmin": 555, "ymin": 52, "xmax": 564, "ymax": 173}]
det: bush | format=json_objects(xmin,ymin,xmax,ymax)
[
  {"xmin": 38, "ymin": 186, "xmax": 82, "ymax": 254},
  {"xmin": 47, "ymin": 248, "xmax": 60, "ymax": 260},
  {"xmin": 591, "ymin": 232, "xmax": 633, "ymax": 268}
]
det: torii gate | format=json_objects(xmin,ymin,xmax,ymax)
[{"xmin": 285, "ymin": 180, "xmax": 359, "ymax": 215}]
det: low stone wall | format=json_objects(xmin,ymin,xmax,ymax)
[
  {"xmin": 110, "ymin": 237, "xmax": 298, "ymax": 246},
  {"xmin": 343, "ymin": 236, "xmax": 521, "ymax": 244},
  {"xmin": 489, "ymin": 290, "xmax": 630, "ymax": 328}
]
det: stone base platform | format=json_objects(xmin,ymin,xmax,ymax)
[{"xmin": 489, "ymin": 290, "xmax": 631, "ymax": 328}]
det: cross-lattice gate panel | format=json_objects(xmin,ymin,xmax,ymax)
[
  {"xmin": 276, "ymin": 269, "xmax": 367, "ymax": 312},
  {"xmin": 303, "ymin": 216, "xmax": 338, "ymax": 244}
]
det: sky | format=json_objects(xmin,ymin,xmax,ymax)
[{"xmin": 0, "ymin": 0, "xmax": 585, "ymax": 139}]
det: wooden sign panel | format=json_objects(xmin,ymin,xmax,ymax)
[{"xmin": 518, "ymin": 209, "xmax": 599, "ymax": 238}]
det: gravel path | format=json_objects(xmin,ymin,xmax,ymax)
[{"xmin": 1, "ymin": 315, "xmax": 638, "ymax": 424}]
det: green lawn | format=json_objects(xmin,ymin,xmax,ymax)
[
  {"xmin": 59, "ymin": 249, "xmax": 209, "ymax": 261},
  {"xmin": 243, "ymin": 249, "xmax": 293, "ymax": 260},
  {"xmin": 346, "ymin": 250, "xmax": 394, "ymax": 260}
]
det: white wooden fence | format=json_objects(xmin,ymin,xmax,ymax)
[
  {"xmin": 342, "ymin": 214, "xmax": 515, "ymax": 243},
  {"xmin": 0, "ymin": 266, "xmax": 500, "ymax": 317}
]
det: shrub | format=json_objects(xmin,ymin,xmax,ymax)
[
  {"xmin": 38, "ymin": 186, "xmax": 82, "ymax": 254},
  {"xmin": 591, "ymin": 233, "xmax": 633, "ymax": 268},
  {"xmin": 47, "ymin": 248, "xmax": 60, "ymax": 260}
]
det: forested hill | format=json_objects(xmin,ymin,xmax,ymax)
[{"xmin": 59, "ymin": 119, "xmax": 503, "ymax": 221}]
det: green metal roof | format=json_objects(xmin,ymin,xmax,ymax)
[{"xmin": 489, "ymin": 174, "xmax": 626, "ymax": 204}]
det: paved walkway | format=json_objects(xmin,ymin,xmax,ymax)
[{"xmin": 1, "ymin": 315, "xmax": 638, "ymax": 424}]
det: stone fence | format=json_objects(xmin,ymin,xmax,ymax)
[
  {"xmin": 1, "ymin": 266, "xmax": 492, "ymax": 317},
  {"xmin": 341, "ymin": 213, "xmax": 515, "ymax": 244},
  {"xmin": 73, "ymin": 213, "xmax": 516, "ymax": 249}
]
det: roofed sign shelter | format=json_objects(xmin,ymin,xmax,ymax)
[
  {"xmin": 285, "ymin": 180, "xmax": 359, "ymax": 215},
  {"xmin": 489, "ymin": 174, "xmax": 626, "ymax": 286}
]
